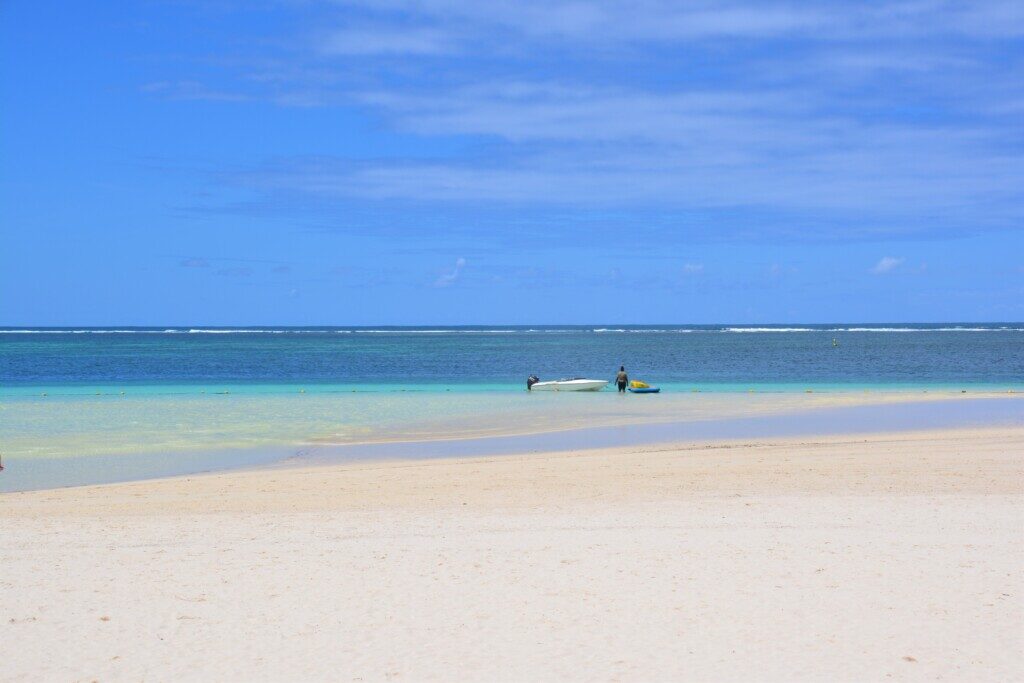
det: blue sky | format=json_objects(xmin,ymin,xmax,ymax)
[{"xmin": 1, "ymin": 1, "xmax": 1022, "ymax": 325}]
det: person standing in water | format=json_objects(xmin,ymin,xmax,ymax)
[{"xmin": 615, "ymin": 365, "xmax": 629, "ymax": 393}]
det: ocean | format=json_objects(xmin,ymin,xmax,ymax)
[
  {"xmin": 4, "ymin": 324, "xmax": 1023, "ymax": 387},
  {"xmin": 2, "ymin": 324, "xmax": 1022, "ymax": 490}
]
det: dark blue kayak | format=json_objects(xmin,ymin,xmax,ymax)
[{"xmin": 628, "ymin": 387, "xmax": 661, "ymax": 393}]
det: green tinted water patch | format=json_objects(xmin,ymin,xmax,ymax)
[
  {"xmin": 1, "ymin": 391, "xmax": 440, "ymax": 459},
  {"xmin": 1, "ymin": 379, "xmax": 1018, "ymax": 399},
  {"xmin": 2, "ymin": 383, "xmax": 1017, "ymax": 461},
  {"xmin": 2, "ymin": 389, "xmax": 617, "ymax": 458}
]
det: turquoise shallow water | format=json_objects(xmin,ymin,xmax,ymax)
[
  {"xmin": 3, "ymin": 394, "xmax": 1021, "ymax": 492},
  {"xmin": 1, "ymin": 325, "xmax": 1021, "ymax": 491}
]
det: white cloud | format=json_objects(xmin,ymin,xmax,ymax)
[
  {"xmin": 870, "ymin": 256, "xmax": 905, "ymax": 274},
  {"xmin": 160, "ymin": 0, "xmax": 1024, "ymax": 241},
  {"xmin": 318, "ymin": 28, "xmax": 454, "ymax": 56},
  {"xmin": 328, "ymin": 1, "xmax": 1024, "ymax": 44},
  {"xmin": 434, "ymin": 257, "xmax": 466, "ymax": 287},
  {"xmin": 358, "ymin": 86, "xmax": 812, "ymax": 145},
  {"xmin": 252, "ymin": 140, "xmax": 1022, "ymax": 216},
  {"xmin": 682, "ymin": 262, "xmax": 704, "ymax": 274}
]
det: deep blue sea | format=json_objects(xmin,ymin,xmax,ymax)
[{"xmin": 2, "ymin": 324, "xmax": 1023, "ymax": 388}]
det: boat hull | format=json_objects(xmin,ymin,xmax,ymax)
[{"xmin": 530, "ymin": 379, "xmax": 608, "ymax": 392}]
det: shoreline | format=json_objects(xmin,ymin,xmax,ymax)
[
  {"xmin": 299, "ymin": 393, "xmax": 1023, "ymax": 455},
  {"xmin": 3, "ymin": 381, "xmax": 1021, "ymax": 397},
  {"xmin": 3, "ymin": 426, "xmax": 1022, "ymax": 680},
  {"xmin": 6, "ymin": 425, "xmax": 1024, "ymax": 511},
  {"xmin": 3, "ymin": 393, "xmax": 1022, "ymax": 494}
]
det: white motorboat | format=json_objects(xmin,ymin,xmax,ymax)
[{"xmin": 527, "ymin": 377, "xmax": 608, "ymax": 392}]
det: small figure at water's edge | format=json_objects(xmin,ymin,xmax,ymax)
[{"xmin": 616, "ymin": 366, "xmax": 629, "ymax": 393}]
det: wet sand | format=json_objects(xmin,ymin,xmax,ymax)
[{"xmin": 3, "ymin": 428, "xmax": 1023, "ymax": 681}]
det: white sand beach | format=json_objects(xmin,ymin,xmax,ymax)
[{"xmin": 3, "ymin": 428, "xmax": 1023, "ymax": 681}]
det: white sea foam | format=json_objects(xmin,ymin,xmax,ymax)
[
  {"xmin": 1, "ymin": 329, "xmax": 151, "ymax": 334},
  {"xmin": 827, "ymin": 327, "xmax": 1015, "ymax": 333},
  {"xmin": 187, "ymin": 329, "xmax": 279, "ymax": 334},
  {"xmin": 1, "ymin": 326, "xmax": 1020, "ymax": 335},
  {"xmin": 722, "ymin": 327, "xmax": 817, "ymax": 333},
  {"xmin": 353, "ymin": 329, "xmax": 516, "ymax": 334},
  {"xmin": 593, "ymin": 328, "xmax": 696, "ymax": 333}
]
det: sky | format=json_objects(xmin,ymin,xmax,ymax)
[{"xmin": 1, "ymin": 1, "xmax": 1022, "ymax": 325}]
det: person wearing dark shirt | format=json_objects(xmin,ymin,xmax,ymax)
[{"xmin": 615, "ymin": 366, "xmax": 629, "ymax": 393}]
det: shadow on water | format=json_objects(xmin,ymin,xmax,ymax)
[
  {"xmin": 0, "ymin": 446, "xmax": 294, "ymax": 494},
  {"xmin": 299, "ymin": 397, "xmax": 1024, "ymax": 464}
]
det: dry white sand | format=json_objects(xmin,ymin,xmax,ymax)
[{"xmin": 3, "ymin": 428, "xmax": 1023, "ymax": 681}]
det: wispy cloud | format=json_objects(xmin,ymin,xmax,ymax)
[
  {"xmin": 141, "ymin": 81, "xmax": 249, "ymax": 103},
  {"xmin": 239, "ymin": 139, "xmax": 1022, "ymax": 219},
  {"xmin": 148, "ymin": 0, "xmax": 1024, "ymax": 244},
  {"xmin": 326, "ymin": 1, "xmax": 1024, "ymax": 44},
  {"xmin": 317, "ymin": 27, "xmax": 455, "ymax": 56},
  {"xmin": 870, "ymin": 256, "xmax": 905, "ymax": 274},
  {"xmin": 682, "ymin": 263, "xmax": 704, "ymax": 275},
  {"xmin": 173, "ymin": 256, "xmax": 291, "ymax": 272},
  {"xmin": 216, "ymin": 266, "xmax": 253, "ymax": 277},
  {"xmin": 434, "ymin": 257, "xmax": 466, "ymax": 287}
]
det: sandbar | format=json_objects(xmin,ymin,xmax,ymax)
[{"xmin": 3, "ymin": 428, "xmax": 1022, "ymax": 681}]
